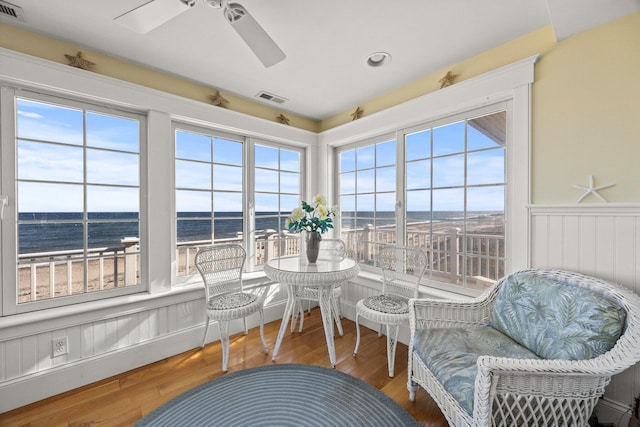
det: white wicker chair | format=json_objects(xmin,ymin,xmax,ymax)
[
  {"xmin": 407, "ymin": 268, "xmax": 640, "ymax": 427},
  {"xmin": 290, "ymin": 238, "xmax": 347, "ymax": 335},
  {"xmin": 195, "ymin": 244, "xmax": 268, "ymax": 372},
  {"xmin": 353, "ymin": 245, "xmax": 428, "ymax": 377}
]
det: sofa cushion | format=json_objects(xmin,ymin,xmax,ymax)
[
  {"xmin": 413, "ymin": 326, "xmax": 540, "ymax": 415},
  {"xmin": 489, "ymin": 271, "xmax": 626, "ymax": 360}
]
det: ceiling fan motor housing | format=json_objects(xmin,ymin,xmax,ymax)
[{"xmin": 202, "ymin": 0, "xmax": 223, "ymax": 9}]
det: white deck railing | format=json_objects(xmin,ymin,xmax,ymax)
[
  {"xmin": 18, "ymin": 233, "xmax": 302, "ymax": 303},
  {"xmin": 17, "ymin": 241, "xmax": 137, "ymax": 303},
  {"xmin": 342, "ymin": 224, "xmax": 504, "ymax": 290},
  {"xmin": 18, "ymin": 224, "xmax": 504, "ymax": 302}
]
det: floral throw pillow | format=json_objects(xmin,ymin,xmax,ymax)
[{"xmin": 489, "ymin": 272, "xmax": 626, "ymax": 360}]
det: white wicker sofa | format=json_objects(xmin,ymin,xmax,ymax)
[{"xmin": 407, "ymin": 268, "xmax": 640, "ymax": 427}]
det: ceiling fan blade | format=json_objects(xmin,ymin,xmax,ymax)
[
  {"xmin": 224, "ymin": 3, "xmax": 286, "ymax": 68},
  {"xmin": 114, "ymin": 0, "xmax": 195, "ymax": 34}
]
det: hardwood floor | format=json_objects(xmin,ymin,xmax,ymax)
[{"xmin": 0, "ymin": 309, "xmax": 449, "ymax": 426}]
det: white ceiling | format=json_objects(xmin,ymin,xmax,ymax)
[{"xmin": 2, "ymin": 0, "xmax": 638, "ymax": 121}]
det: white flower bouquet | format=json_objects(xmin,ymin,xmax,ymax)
[{"xmin": 286, "ymin": 194, "xmax": 337, "ymax": 234}]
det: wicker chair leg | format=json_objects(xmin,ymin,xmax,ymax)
[
  {"xmin": 386, "ymin": 324, "xmax": 400, "ymax": 377},
  {"xmin": 408, "ymin": 382, "xmax": 418, "ymax": 402},
  {"xmin": 243, "ymin": 317, "xmax": 248, "ymax": 335},
  {"xmin": 219, "ymin": 320, "xmax": 231, "ymax": 372},
  {"xmin": 259, "ymin": 310, "xmax": 268, "ymax": 353},
  {"xmin": 201, "ymin": 316, "xmax": 210, "ymax": 348},
  {"xmin": 297, "ymin": 302, "xmax": 305, "ymax": 333},
  {"xmin": 353, "ymin": 313, "xmax": 361, "ymax": 357},
  {"xmin": 407, "ymin": 357, "xmax": 419, "ymax": 401}
]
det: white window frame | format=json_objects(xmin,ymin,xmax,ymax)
[
  {"xmin": 322, "ymin": 55, "xmax": 536, "ymax": 296},
  {"xmin": 335, "ymin": 132, "xmax": 397, "ymax": 266},
  {"xmin": 248, "ymin": 138, "xmax": 306, "ymax": 272},
  {"xmin": 171, "ymin": 125, "xmax": 307, "ymax": 285},
  {"xmin": 0, "ymin": 48, "xmax": 316, "ymax": 327},
  {"xmin": 1, "ymin": 87, "xmax": 148, "ymax": 315},
  {"xmin": 397, "ymin": 102, "xmax": 509, "ymax": 294},
  {"xmin": 172, "ymin": 121, "xmax": 246, "ymax": 283}
]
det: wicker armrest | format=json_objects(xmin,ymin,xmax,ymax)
[
  {"xmin": 477, "ymin": 355, "xmax": 612, "ymax": 377},
  {"xmin": 409, "ymin": 293, "xmax": 497, "ymax": 328},
  {"xmin": 473, "ymin": 356, "xmax": 615, "ymax": 425}
]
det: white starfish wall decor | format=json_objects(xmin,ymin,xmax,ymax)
[{"xmin": 572, "ymin": 175, "xmax": 615, "ymax": 203}]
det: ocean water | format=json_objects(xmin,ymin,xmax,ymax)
[
  {"xmin": 18, "ymin": 211, "xmax": 499, "ymax": 254},
  {"xmin": 18, "ymin": 212, "xmax": 284, "ymax": 254}
]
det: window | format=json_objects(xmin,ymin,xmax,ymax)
[
  {"xmin": 5, "ymin": 91, "xmax": 144, "ymax": 313},
  {"xmin": 338, "ymin": 136, "xmax": 396, "ymax": 264},
  {"xmin": 174, "ymin": 125, "xmax": 244, "ymax": 276},
  {"xmin": 253, "ymin": 143, "xmax": 303, "ymax": 266},
  {"xmin": 174, "ymin": 128, "xmax": 304, "ymax": 275},
  {"xmin": 404, "ymin": 110, "xmax": 506, "ymax": 290},
  {"xmin": 337, "ymin": 107, "xmax": 506, "ymax": 292}
]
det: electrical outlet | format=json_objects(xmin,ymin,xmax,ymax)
[{"xmin": 52, "ymin": 337, "xmax": 68, "ymax": 357}]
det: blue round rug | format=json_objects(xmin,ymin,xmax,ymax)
[{"xmin": 135, "ymin": 363, "xmax": 419, "ymax": 426}]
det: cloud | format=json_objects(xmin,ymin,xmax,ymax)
[{"xmin": 18, "ymin": 111, "xmax": 43, "ymax": 119}]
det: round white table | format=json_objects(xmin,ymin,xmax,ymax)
[{"xmin": 265, "ymin": 256, "xmax": 360, "ymax": 367}]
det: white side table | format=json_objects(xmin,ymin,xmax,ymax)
[{"xmin": 265, "ymin": 256, "xmax": 360, "ymax": 367}]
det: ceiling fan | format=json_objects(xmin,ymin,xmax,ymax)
[{"xmin": 114, "ymin": 0, "xmax": 286, "ymax": 67}]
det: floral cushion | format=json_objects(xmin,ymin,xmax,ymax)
[
  {"xmin": 489, "ymin": 272, "xmax": 626, "ymax": 360},
  {"xmin": 413, "ymin": 326, "xmax": 539, "ymax": 415}
]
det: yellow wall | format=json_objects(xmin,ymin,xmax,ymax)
[
  {"xmin": 2, "ymin": 12, "xmax": 639, "ymax": 203},
  {"xmin": 0, "ymin": 23, "xmax": 319, "ymax": 132},
  {"xmin": 318, "ymin": 26, "xmax": 557, "ymax": 131},
  {"xmin": 532, "ymin": 11, "xmax": 640, "ymax": 204}
]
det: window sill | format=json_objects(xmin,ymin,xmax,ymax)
[
  {"xmin": 174, "ymin": 271, "xmax": 275, "ymax": 291},
  {"xmin": 353, "ymin": 270, "xmax": 475, "ymax": 301}
]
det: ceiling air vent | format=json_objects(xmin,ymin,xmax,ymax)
[
  {"xmin": 0, "ymin": 0, "xmax": 25, "ymax": 21},
  {"xmin": 256, "ymin": 91, "xmax": 287, "ymax": 105}
]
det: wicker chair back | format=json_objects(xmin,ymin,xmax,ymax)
[{"xmin": 195, "ymin": 243, "xmax": 246, "ymax": 299}]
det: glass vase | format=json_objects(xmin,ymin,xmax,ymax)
[{"xmin": 305, "ymin": 231, "xmax": 322, "ymax": 263}]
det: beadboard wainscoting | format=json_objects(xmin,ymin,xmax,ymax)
[
  {"xmin": 531, "ymin": 204, "xmax": 640, "ymax": 424},
  {"xmin": 0, "ymin": 270, "xmax": 417, "ymax": 413},
  {"xmin": 0, "ymin": 282, "xmax": 289, "ymax": 413}
]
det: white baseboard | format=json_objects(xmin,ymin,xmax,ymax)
[{"xmin": 595, "ymin": 397, "xmax": 633, "ymax": 426}]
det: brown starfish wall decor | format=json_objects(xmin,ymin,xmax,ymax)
[
  {"xmin": 208, "ymin": 90, "xmax": 230, "ymax": 108},
  {"xmin": 351, "ymin": 106, "xmax": 364, "ymax": 121},
  {"xmin": 438, "ymin": 70, "xmax": 457, "ymax": 88},
  {"xmin": 276, "ymin": 113, "xmax": 290, "ymax": 125},
  {"xmin": 64, "ymin": 51, "xmax": 95, "ymax": 70}
]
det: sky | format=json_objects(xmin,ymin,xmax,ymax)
[
  {"xmin": 339, "ymin": 115, "xmax": 506, "ymax": 213},
  {"xmin": 17, "ymin": 98, "xmax": 139, "ymax": 213},
  {"xmin": 16, "ymin": 96, "xmax": 505, "ymax": 215}
]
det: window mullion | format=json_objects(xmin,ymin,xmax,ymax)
[
  {"xmin": 83, "ymin": 109, "xmax": 89, "ymax": 294},
  {"xmin": 396, "ymin": 129, "xmax": 405, "ymax": 248}
]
